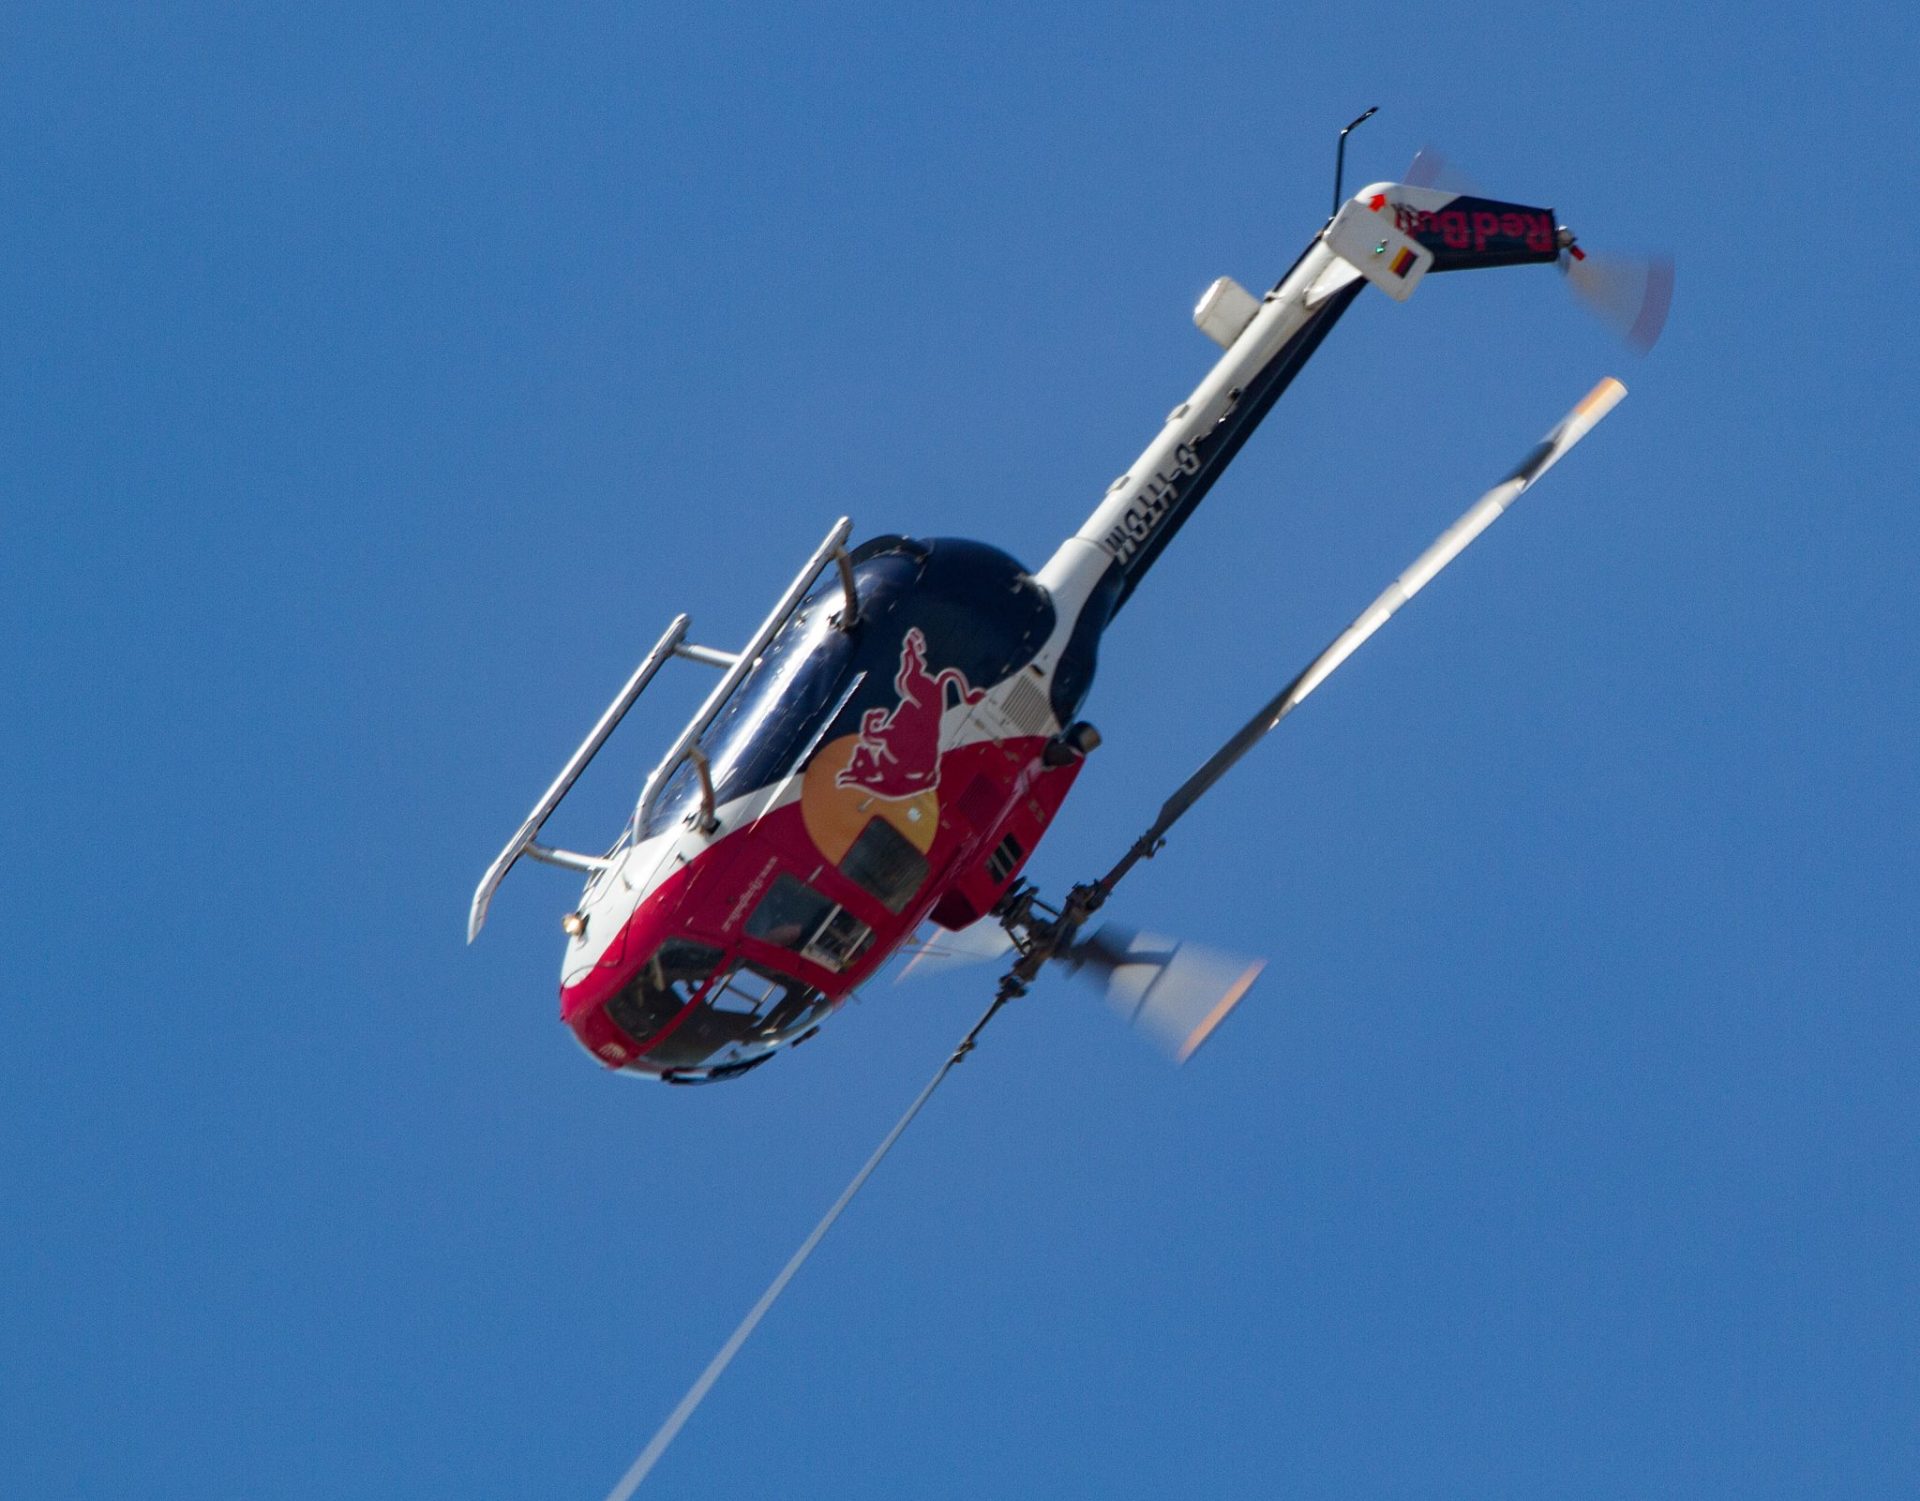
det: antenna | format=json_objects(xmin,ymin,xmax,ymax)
[{"xmin": 1331, "ymin": 106, "xmax": 1379, "ymax": 218}]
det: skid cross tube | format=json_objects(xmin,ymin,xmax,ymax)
[
  {"xmin": 671, "ymin": 642, "xmax": 741, "ymax": 670},
  {"xmin": 467, "ymin": 614, "xmax": 691, "ymax": 942}
]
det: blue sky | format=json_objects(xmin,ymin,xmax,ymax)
[{"xmin": 5, "ymin": 3, "xmax": 1916, "ymax": 1496}]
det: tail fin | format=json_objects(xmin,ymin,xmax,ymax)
[
  {"xmin": 1393, "ymin": 188, "xmax": 1563, "ymax": 271},
  {"xmin": 1327, "ymin": 182, "xmax": 1561, "ymax": 301}
]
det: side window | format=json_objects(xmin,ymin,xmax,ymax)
[
  {"xmin": 746, "ymin": 873, "xmax": 876, "ymax": 971},
  {"xmin": 839, "ymin": 817, "xmax": 929, "ymax": 914},
  {"xmin": 807, "ymin": 906, "xmax": 876, "ymax": 970},
  {"xmin": 745, "ymin": 875, "xmax": 834, "ymax": 948}
]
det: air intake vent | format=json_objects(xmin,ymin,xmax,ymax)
[
  {"xmin": 986, "ymin": 833, "xmax": 1024, "ymax": 884},
  {"xmin": 1001, "ymin": 674, "xmax": 1055, "ymax": 737}
]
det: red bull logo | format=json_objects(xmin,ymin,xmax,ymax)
[
  {"xmin": 1393, "ymin": 202, "xmax": 1555, "ymax": 254},
  {"xmin": 837, "ymin": 628, "xmax": 984, "ymax": 799}
]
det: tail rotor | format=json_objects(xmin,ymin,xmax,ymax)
[
  {"xmin": 1406, "ymin": 143, "xmax": 1673, "ymax": 353},
  {"xmin": 1560, "ymin": 244, "xmax": 1675, "ymax": 353}
]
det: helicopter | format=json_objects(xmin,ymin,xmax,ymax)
[
  {"xmin": 470, "ymin": 141, "xmax": 1663, "ymax": 1084},
  {"xmin": 470, "ymin": 121, "xmax": 1667, "ymax": 1493}
]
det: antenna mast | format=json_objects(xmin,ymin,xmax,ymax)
[{"xmin": 1332, "ymin": 105, "xmax": 1379, "ymax": 218}]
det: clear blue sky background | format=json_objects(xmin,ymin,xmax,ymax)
[{"xmin": 5, "ymin": 3, "xmax": 1916, "ymax": 1497}]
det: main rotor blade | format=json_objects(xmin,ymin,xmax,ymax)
[
  {"xmin": 600, "ymin": 995, "xmax": 1011, "ymax": 1500},
  {"xmin": 1096, "ymin": 377, "xmax": 1627, "ymax": 899}
]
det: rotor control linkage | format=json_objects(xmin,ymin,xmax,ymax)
[{"xmin": 986, "ymin": 876, "xmax": 1113, "ymax": 998}]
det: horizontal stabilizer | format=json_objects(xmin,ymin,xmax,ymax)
[
  {"xmin": 1327, "ymin": 182, "xmax": 1562, "ymax": 304},
  {"xmin": 1324, "ymin": 195, "xmax": 1434, "ymax": 301},
  {"xmin": 1072, "ymin": 925, "xmax": 1266, "ymax": 1064}
]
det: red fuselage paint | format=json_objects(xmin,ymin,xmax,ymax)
[
  {"xmin": 560, "ymin": 737, "xmax": 1081, "ymax": 1076},
  {"xmin": 551, "ymin": 538, "xmax": 1087, "ymax": 1081}
]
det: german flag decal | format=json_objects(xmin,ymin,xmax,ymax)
[{"xmin": 1390, "ymin": 246, "xmax": 1417, "ymax": 278}]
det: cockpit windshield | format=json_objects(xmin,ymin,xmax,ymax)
[
  {"xmin": 603, "ymin": 937, "xmax": 725, "ymax": 1046},
  {"xmin": 604, "ymin": 938, "xmax": 832, "ymax": 1079},
  {"xmin": 644, "ymin": 960, "xmax": 829, "ymax": 1073},
  {"xmin": 640, "ymin": 592, "xmax": 861, "ymax": 840}
]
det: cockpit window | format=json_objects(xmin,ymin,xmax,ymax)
[
  {"xmin": 839, "ymin": 817, "xmax": 929, "ymax": 913},
  {"xmin": 745, "ymin": 873, "xmax": 876, "ymax": 971},
  {"xmin": 604, "ymin": 937, "xmax": 723, "ymax": 1045},
  {"xmin": 640, "ymin": 593, "xmax": 860, "ymax": 839},
  {"xmin": 744, "ymin": 874, "xmax": 831, "ymax": 947},
  {"xmin": 643, "ymin": 959, "xmax": 830, "ymax": 1071},
  {"xmin": 707, "ymin": 966, "xmax": 811, "ymax": 1020}
]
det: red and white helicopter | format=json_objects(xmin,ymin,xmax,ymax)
[{"xmin": 471, "ymin": 123, "xmax": 1667, "ymax": 1491}]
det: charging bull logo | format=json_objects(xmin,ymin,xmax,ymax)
[
  {"xmin": 838, "ymin": 628, "xmax": 983, "ymax": 798},
  {"xmin": 799, "ymin": 629, "xmax": 984, "ymax": 863}
]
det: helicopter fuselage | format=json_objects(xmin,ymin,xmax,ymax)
[
  {"xmin": 559, "ymin": 536, "xmax": 1094, "ymax": 1081},
  {"xmin": 501, "ymin": 178, "xmax": 1571, "ymax": 1080}
]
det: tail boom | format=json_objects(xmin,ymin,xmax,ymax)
[
  {"xmin": 1033, "ymin": 180, "xmax": 1565, "ymax": 627},
  {"xmin": 1032, "ymin": 233, "xmax": 1366, "ymax": 624}
]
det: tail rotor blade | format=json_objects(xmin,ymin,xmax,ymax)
[
  {"xmin": 1071, "ymin": 924, "xmax": 1266, "ymax": 1064},
  {"xmin": 1402, "ymin": 144, "xmax": 1673, "ymax": 354},
  {"xmin": 1403, "ymin": 143, "xmax": 1483, "ymax": 196},
  {"xmin": 1564, "ymin": 251, "xmax": 1675, "ymax": 353}
]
